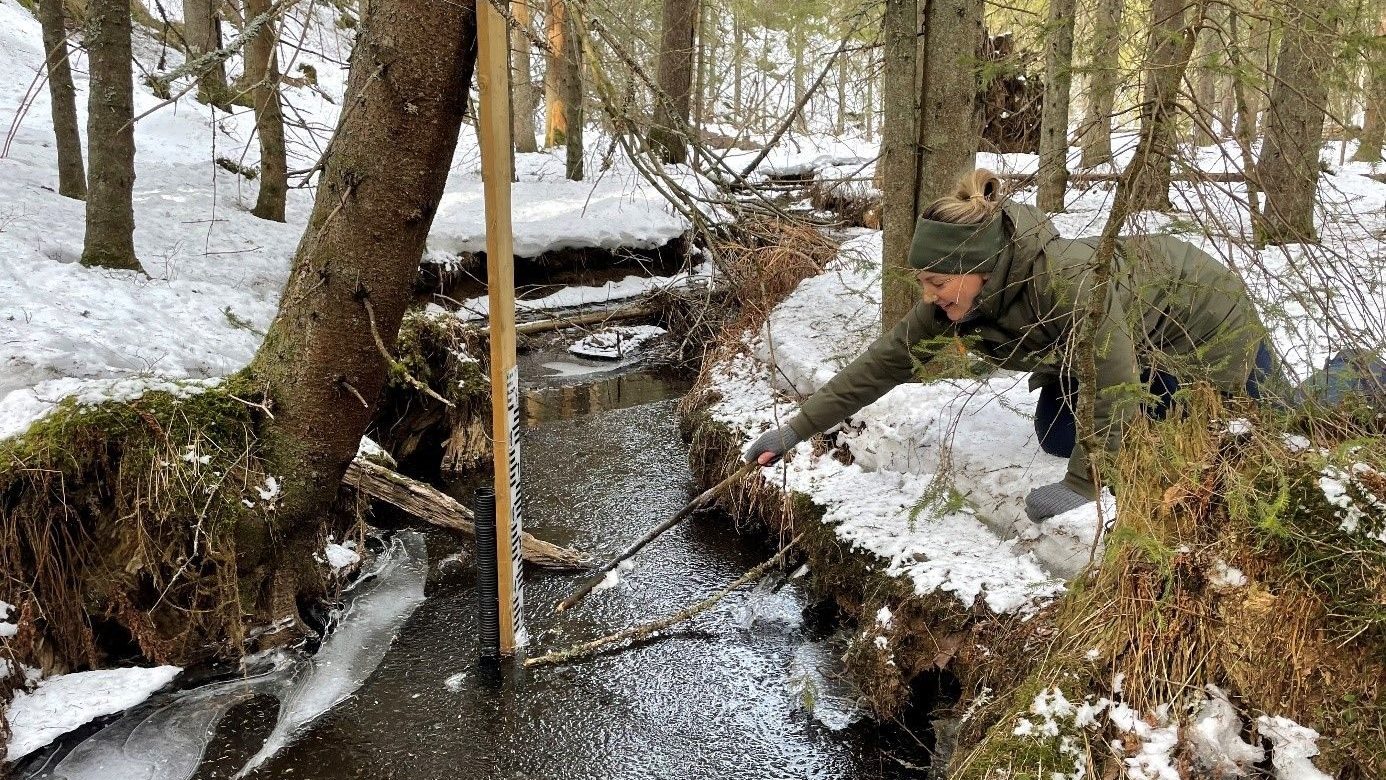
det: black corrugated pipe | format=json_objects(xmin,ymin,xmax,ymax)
[{"xmin": 474, "ymin": 485, "xmax": 500, "ymax": 660}]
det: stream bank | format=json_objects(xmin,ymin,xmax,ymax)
[{"xmin": 13, "ymin": 341, "xmax": 940, "ymax": 779}]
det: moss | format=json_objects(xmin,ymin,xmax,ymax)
[
  {"xmin": 950, "ymin": 658, "xmax": 1104, "ymax": 780},
  {"xmin": 0, "ymin": 374, "xmax": 330, "ymax": 675}
]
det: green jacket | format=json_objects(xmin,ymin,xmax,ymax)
[{"xmin": 789, "ymin": 202, "xmax": 1267, "ymax": 498}]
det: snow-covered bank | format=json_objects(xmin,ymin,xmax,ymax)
[{"xmin": 704, "ymin": 230, "xmax": 1098, "ymax": 597}]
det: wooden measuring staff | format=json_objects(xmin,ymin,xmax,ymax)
[
  {"xmin": 556, "ymin": 460, "xmax": 758, "ymax": 612},
  {"xmin": 476, "ymin": 0, "xmax": 526, "ymax": 654}
]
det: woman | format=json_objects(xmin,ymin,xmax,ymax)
[{"xmin": 743, "ymin": 169, "xmax": 1276, "ymax": 522}]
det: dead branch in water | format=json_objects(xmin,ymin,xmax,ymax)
[
  {"xmin": 343, "ymin": 458, "xmax": 588, "ymax": 570},
  {"xmin": 526, "ymin": 533, "xmax": 803, "ymax": 668},
  {"xmin": 556, "ymin": 459, "xmax": 758, "ymax": 612}
]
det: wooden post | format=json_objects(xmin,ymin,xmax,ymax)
[{"xmin": 476, "ymin": 0, "xmax": 526, "ymax": 654}]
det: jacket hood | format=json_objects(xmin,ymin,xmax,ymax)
[{"xmin": 972, "ymin": 201, "xmax": 1059, "ymax": 321}]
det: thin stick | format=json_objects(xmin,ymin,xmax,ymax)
[
  {"xmin": 363, "ymin": 297, "xmax": 455, "ymax": 408},
  {"xmin": 555, "ymin": 459, "xmax": 759, "ymax": 612},
  {"xmin": 527, "ymin": 533, "xmax": 803, "ymax": 668}
]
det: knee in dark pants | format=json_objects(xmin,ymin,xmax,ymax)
[{"xmin": 1034, "ymin": 380, "xmax": 1077, "ymax": 459}]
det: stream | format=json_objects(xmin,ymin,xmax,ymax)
[{"xmin": 20, "ymin": 332, "xmax": 932, "ymax": 779}]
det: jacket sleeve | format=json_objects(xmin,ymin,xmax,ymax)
[
  {"xmin": 1061, "ymin": 276, "xmax": 1141, "ymax": 499},
  {"xmin": 789, "ymin": 300, "xmax": 945, "ymax": 439}
]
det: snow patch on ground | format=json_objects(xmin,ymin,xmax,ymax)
[
  {"xmin": 568, "ymin": 325, "xmax": 667, "ymax": 359},
  {"xmin": 4, "ymin": 666, "xmax": 182, "ymax": 762},
  {"xmin": 1257, "ymin": 715, "xmax": 1335, "ymax": 780},
  {"xmin": 323, "ymin": 539, "xmax": 361, "ymax": 572}
]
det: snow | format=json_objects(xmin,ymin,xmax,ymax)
[
  {"xmin": 1108, "ymin": 701, "xmax": 1181, "ymax": 780},
  {"xmin": 568, "ymin": 325, "xmax": 667, "ymax": 359},
  {"xmin": 356, "ymin": 435, "xmax": 397, "ymax": 468},
  {"xmin": 1257, "ymin": 715, "xmax": 1334, "ymax": 780},
  {"xmin": 707, "ymin": 233, "xmax": 1072, "ymax": 613},
  {"xmin": 323, "ymin": 538, "xmax": 360, "ymax": 572},
  {"xmin": 0, "ymin": 0, "xmax": 714, "ymax": 442},
  {"xmin": 4, "ymin": 665, "xmax": 182, "ymax": 762},
  {"xmin": 440, "ymin": 262, "xmax": 712, "ymax": 321},
  {"xmin": 1210, "ymin": 560, "xmax": 1249, "ymax": 591},
  {"xmin": 1188, "ymin": 687, "xmax": 1264, "ymax": 775},
  {"xmin": 0, "ymin": 600, "xmax": 16, "ymax": 638},
  {"xmin": 875, "ymin": 606, "xmax": 893, "ymax": 628},
  {"xmin": 1319, "ymin": 463, "xmax": 1386, "ymax": 541},
  {"xmin": 430, "ymin": 152, "xmax": 713, "ymax": 258}
]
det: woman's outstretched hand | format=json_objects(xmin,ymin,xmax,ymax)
[
  {"xmin": 743, "ymin": 425, "xmax": 803, "ymax": 466},
  {"xmin": 1024, "ymin": 482, "xmax": 1089, "ymax": 522}
]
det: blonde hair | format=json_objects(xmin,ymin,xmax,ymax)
[{"xmin": 921, "ymin": 169, "xmax": 1003, "ymax": 225}]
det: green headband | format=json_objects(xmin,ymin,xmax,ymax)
[{"xmin": 907, "ymin": 214, "xmax": 1006, "ymax": 275}]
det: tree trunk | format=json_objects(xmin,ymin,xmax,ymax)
[
  {"xmin": 38, "ymin": 0, "xmax": 85, "ymax": 200},
  {"xmin": 865, "ymin": 50, "xmax": 875, "ymax": 142},
  {"xmin": 1190, "ymin": 4, "xmax": 1220, "ymax": 145},
  {"xmin": 1242, "ymin": 0, "xmax": 1273, "ymax": 136},
  {"xmin": 650, "ymin": 0, "xmax": 698, "ymax": 164},
  {"xmin": 1353, "ymin": 15, "xmax": 1386, "ymax": 162},
  {"xmin": 1077, "ymin": 0, "xmax": 1124, "ymax": 168},
  {"xmin": 544, "ymin": 0, "xmax": 567, "ymax": 147},
  {"xmin": 81, "ymin": 0, "xmax": 144, "ymax": 273},
  {"xmin": 1038, "ymin": 0, "xmax": 1078, "ymax": 212},
  {"xmin": 1257, "ymin": 1, "xmax": 1337, "ymax": 243},
  {"xmin": 559, "ymin": 5, "xmax": 582, "ymax": 180},
  {"xmin": 695, "ymin": 0, "xmax": 710, "ymax": 128},
  {"xmin": 1127, "ymin": 0, "xmax": 1187, "ymax": 212},
  {"xmin": 246, "ymin": 0, "xmax": 478, "ymax": 604},
  {"xmin": 879, "ymin": 0, "xmax": 921, "ymax": 330},
  {"xmin": 245, "ymin": 0, "xmax": 287, "ymax": 221},
  {"xmin": 511, "ymin": 0, "xmax": 539, "ymax": 154},
  {"xmin": 792, "ymin": 23, "xmax": 808, "ymax": 133},
  {"xmin": 182, "ymin": 0, "xmax": 230, "ymax": 107},
  {"xmin": 732, "ymin": 13, "xmax": 743, "ymax": 117},
  {"xmin": 836, "ymin": 22, "xmax": 848, "ymax": 135},
  {"xmin": 915, "ymin": 0, "xmax": 984, "ymax": 207}
]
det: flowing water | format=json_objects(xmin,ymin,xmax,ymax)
[{"xmin": 21, "ymin": 334, "xmax": 932, "ymax": 779}]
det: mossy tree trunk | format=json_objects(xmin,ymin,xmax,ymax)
[
  {"xmin": 1126, "ymin": 0, "xmax": 1187, "ymax": 212},
  {"xmin": 1037, "ymin": 0, "xmax": 1078, "ymax": 212},
  {"xmin": 1077, "ymin": 0, "xmax": 1123, "ymax": 169},
  {"xmin": 38, "ymin": 0, "xmax": 86, "ymax": 200},
  {"xmin": 246, "ymin": 0, "xmax": 288, "ymax": 222},
  {"xmin": 650, "ymin": 0, "xmax": 697, "ymax": 164},
  {"xmin": 246, "ymin": 0, "xmax": 478, "ymax": 612},
  {"xmin": 182, "ymin": 0, "xmax": 231, "ymax": 108},
  {"xmin": 511, "ymin": 0, "xmax": 539, "ymax": 154},
  {"xmin": 879, "ymin": 0, "xmax": 921, "ymax": 330},
  {"xmin": 1256, "ymin": 1, "xmax": 1338, "ymax": 244},
  {"xmin": 81, "ymin": 0, "xmax": 145, "ymax": 273}
]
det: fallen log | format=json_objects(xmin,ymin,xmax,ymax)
[
  {"xmin": 998, "ymin": 171, "xmax": 1249, "ymax": 184},
  {"xmin": 343, "ymin": 458, "xmax": 589, "ymax": 570},
  {"xmin": 479, "ymin": 303, "xmax": 659, "ymax": 338}
]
